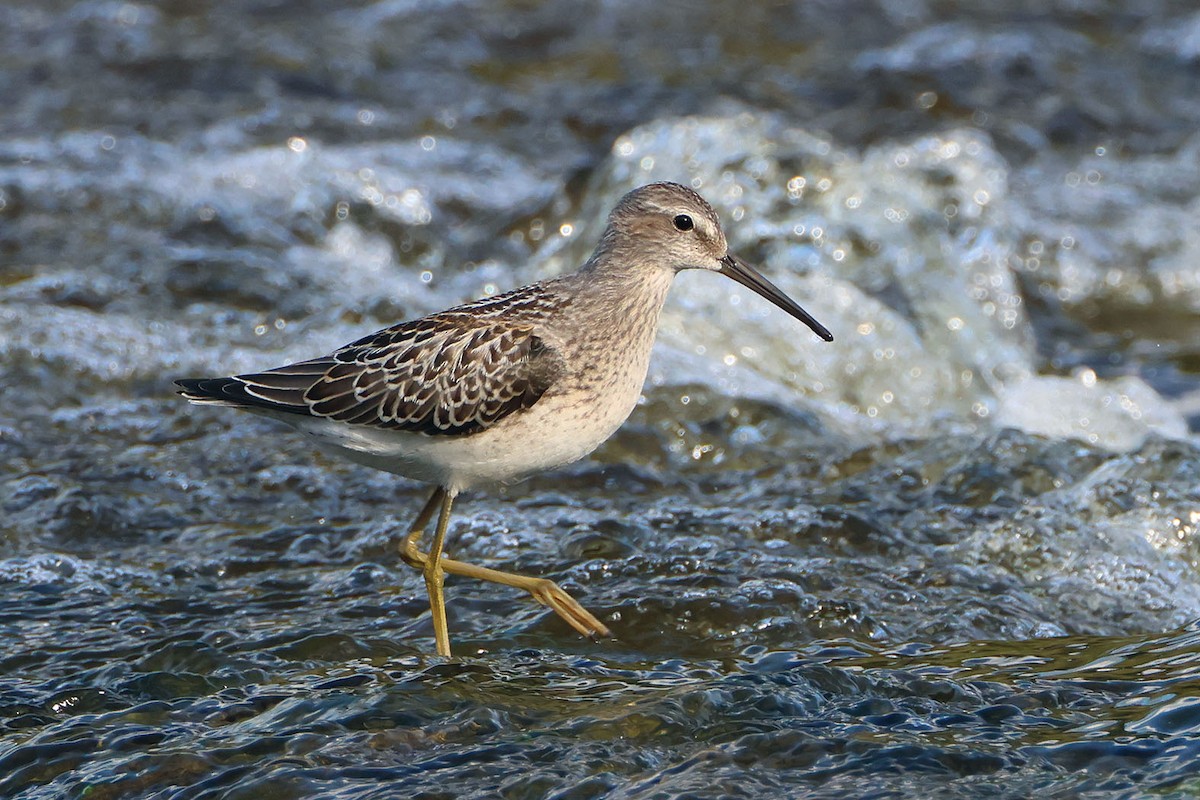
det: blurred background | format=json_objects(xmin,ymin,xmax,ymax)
[{"xmin": 3, "ymin": 1, "xmax": 1200, "ymax": 798}]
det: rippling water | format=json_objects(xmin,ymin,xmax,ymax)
[{"xmin": 3, "ymin": 1, "xmax": 1200, "ymax": 797}]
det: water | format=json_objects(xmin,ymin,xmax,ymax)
[{"xmin": 3, "ymin": 1, "xmax": 1200, "ymax": 797}]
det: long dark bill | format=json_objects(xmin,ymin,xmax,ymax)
[{"xmin": 719, "ymin": 254, "xmax": 834, "ymax": 342}]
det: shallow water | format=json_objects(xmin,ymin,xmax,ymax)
[{"xmin": 3, "ymin": 1, "xmax": 1200, "ymax": 798}]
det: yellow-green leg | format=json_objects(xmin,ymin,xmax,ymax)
[
  {"xmin": 424, "ymin": 489, "xmax": 455, "ymax": 656},
  {"xmin": 400, "ymin": 487, "xmax": 610, "ymax": 645},
  {"xmin": 399, "ymin": 487, "xmax": 453, "ymax": 656}
]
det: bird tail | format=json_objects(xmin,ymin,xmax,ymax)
[
  {"xmin": 175, "ymin": 377, "xmax": 256, "ymax": 408},
  {"xmin": 175, "ymin": 366, "xmax": 325, "ymax": 418}
]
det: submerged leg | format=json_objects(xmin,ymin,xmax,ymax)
[{"xmin": 400, "ymin": 491, "xmax": 610, "ymax": 641}]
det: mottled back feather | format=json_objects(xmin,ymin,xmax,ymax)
[{"xmin": 176, "ymin": 285, "xmax": 567, "ymax": 436}]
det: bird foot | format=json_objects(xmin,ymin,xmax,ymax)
[{"xmin": 526, "ymin": 577, "xmax": 612, "ymax": 639}]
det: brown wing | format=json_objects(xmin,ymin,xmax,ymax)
[{"xmin": 176, "ymin": 314, "xmax": 563, "ymax": 437}]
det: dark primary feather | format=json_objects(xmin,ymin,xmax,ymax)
[{"xmin": 176, "ymin": 285, "xmax": 567, "ymax": 437}]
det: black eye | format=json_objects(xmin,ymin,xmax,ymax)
[{"xmin": 673, "ymin": 214, "xmax": 694, "ymax": 232}]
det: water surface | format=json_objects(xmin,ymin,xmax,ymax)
[{"xmin": 3, "ymin": 1, "xmax": 1200, "ymax": 797}]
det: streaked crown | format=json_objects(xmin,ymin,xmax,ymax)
[{"xmin": 593, "ymin": 181, "xmax": 730, "ymax": 273}]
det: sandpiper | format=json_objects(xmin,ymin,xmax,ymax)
[{"xmin": 177, "ymin": 181, "xmax": 833, "ymax": 656}]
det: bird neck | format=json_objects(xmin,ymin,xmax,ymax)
[
  {"xmin": 568, "ymin": 259, "xmax": 676, "ymax": 334},
  {"xmin": 542, "ymin": 262, "xmax": 674, "ymax": 404}
]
